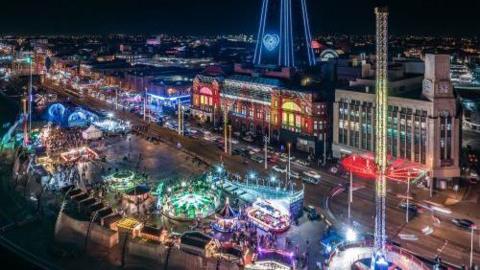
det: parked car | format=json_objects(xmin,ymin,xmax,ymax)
[
  {"xmin": 398, "ymin": 202, "xmax": 418, "ymax": 219},
  {"xmin": 302, "ymin": 177, "xmax": 319, "ymax": 185},
  {"xmin": 451, "ymin": 218, "xmax": 476, "ymax": 230},
  {"xmin": 294, "ymin": 159, "xmax": 310, "ymax": 167},
  {"xmin": 247, "ymin": 146, "xmax": 261, "ymax": 153},
  {"xmin": 289, "ymin": 170, "xmax": 300, "ymax": 179},
  {"xmin": 242, "ymin": 136, "xmax": 254, "ymax": 143},
  {"xmin": 250, "ymin": 156, "xmax": 264, "ymax": 164},
  {"xmin": 303, "ymin": 170, "xmax": 321, "ymax": 179},
  {"xmin": 272, "ymin": 165, "xmax": 287, "ymax": 174},
  {"xmin": 305, "ymin": 205, "xmax": 320, "ymax": 220},
  {"xmin": 232, "ymin": 149, "xmax": 242, "ymax": 156}
]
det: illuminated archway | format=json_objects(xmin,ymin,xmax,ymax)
[
  {"xmin": 282, "ymin": 101, "xmax": 301, "ymax": 112},
  {"xmin": 199, "ymin": 87, "xmax": 213, "ymax": 96}
]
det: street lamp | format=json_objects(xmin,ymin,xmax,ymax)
[
  {"xmin": 406, "ymin": 172, "xmax": 411, "ymax": 223},
  {"xmin": 471, "ymin": 225, "xmax": 477, "ymax": 268},
  {"xmin": 270, "ymin": 176, "xmax": 276, "ymax": 188},
  {"xmin": 264, "ymin": 135, "xmax": 270, "ymax": 170},
  {"xmin": 348, "ymin": 169, "xmax": 353, "ymax": 221},
  {"xmin": 248, "ymin": 172, "xmax": 255, "ymax": 186}
]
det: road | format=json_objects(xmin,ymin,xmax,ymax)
[{"xmin": 43, "ymin": 82, "xmax": 480, "ymax": 267}]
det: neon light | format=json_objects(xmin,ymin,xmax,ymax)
[
  {"xmin": 279, "ymin": 0, "xmax": 283, "ymax": 65},
  {"xmin": 254, "ymin": 0, "xmax": 268, "ymax": 64},
  {"xmin": 289, "ymin": 0, "xmax": 294, "ymax": 67},
  {"xmin": 263, "ymin": 34, "xmax": 280, "ymax": 51},
  {"xmin": 258, "ymin": 0, "xmax": 269, "ymax": 65}
]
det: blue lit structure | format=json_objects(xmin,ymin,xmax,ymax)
[
  {"xmin": 48, "ymin": 103, "xmax": 66, "ymax": 122},
  {"xmin": 45, "ymin": 103, "xmax": 99, "ymax": 127},
  {"xmin": 253, "ymin": 0, "xmax": 316, "ymax": 68},
  {"xmin": 68, "ymin": 109, "xmax": 98, "ymax": 127}
]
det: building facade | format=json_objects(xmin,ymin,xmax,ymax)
[
  {"xmin": 191, "ymin": 72, "xmax": 329, "ymax": 156},
  {"xmin": 332, "ymin": 54, "xmax": 460, "ymax": 179}
]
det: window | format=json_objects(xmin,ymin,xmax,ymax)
[{"xmin": 282, "ymin": 101, "xmax": 302, "ymax": 112}]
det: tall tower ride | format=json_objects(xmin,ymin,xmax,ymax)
[
  {"xmin": 373, "ymin": 6, "xmax": 388, "ymax": 265},
  {"xmin": 253, "ymin": 0, "xmax": 316, "ymax": 68}
]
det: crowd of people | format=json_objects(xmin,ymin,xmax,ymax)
[{"xmin": 44, "ymin": 126, "xmax": 86, "ymax": 154}]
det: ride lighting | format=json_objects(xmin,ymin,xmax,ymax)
[{"xmin": 345, "ymin": 228, "xmax": 357, "ymax": 242}]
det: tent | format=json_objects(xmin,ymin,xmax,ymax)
[{"xmin": 82, "ymin": 125, "xmax": 103, "ymax": 140}]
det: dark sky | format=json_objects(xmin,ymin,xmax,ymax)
[{"xmin": 1, "ymin": 0, "xmax": 479, "ymax": 36}]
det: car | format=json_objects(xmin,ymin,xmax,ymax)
[
  {"xmin": 250, "ymin": 156, "xmax": 264, "ymax": 164},
  {"xmin": 242, "ymin": 136, "xmax": 254, "ymax": 143},
  {"xmin": 305, "ymin": 205, "xmax": 320, "ymax": 220},
  {"xmin": 451, "ymin": 218, "xmax": 476, "ymax": 230},
  {"xmin": 470, "ymin": 171, "xmax": 479, "ymax": 180},
  {"xmin": 272, "ymin": 165, "xmax": 287, "ymax": 174},
  {"xmin": 267, "ymin": 155, "xmax": 279, "ymax": 164},
  {"xmin": 247, "ymin": 146, "xmax": 261, "ymax": 153},
  {"xmin": 398, "ymin": 202, "xmax": 418, "ymax": 218},
  {"xmin": 303, "ymin": 170, "xmax": 321, "ymax": 179},
  {"xmin": 280, "ymin": 153, "xmax": 295, "ymax": 161},
  {"xmin": 302, "ymin": 176, "xmax": 319, "ymax": 185},
  {"xmin": 330, "ymin": 166, "xmax": 339, "ymax": 174},
  {"xmin": 232, "ymin": 149, "xmax": 242, "ymax": 156},
  {"xmin": 289, "ymin": 170, "xmax": 300, "ymax": 179},
  {"xmin": 294, "ymin": 159, "xmax": 310, "ymax": 167}
]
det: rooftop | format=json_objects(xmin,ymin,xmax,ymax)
[{"xmin": 338, "ymin": 85, "xmax": 430, "ymax": 101}]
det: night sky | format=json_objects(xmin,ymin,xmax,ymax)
[{"xmin": 1, "ymin": 0, "xmax": 479, "ymax": 36}]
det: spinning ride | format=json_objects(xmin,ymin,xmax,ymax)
[
  {"xmin": 161, "ymin": 180, "xmax": 221, "ymax": 221},
  {"xmin": 247, "ymin": 199, "xmax": 290, "ymax": 233},
  {"xmin": 103, "ymin": 170, "xmax": 145, "ymax": 192}
]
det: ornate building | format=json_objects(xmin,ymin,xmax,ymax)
[
  {"xmin": 191, "ymin": 74, "xmax": 222, "ymax": 123},
  {"xmin": 332, "ymin": 54, "xmax": 460, "ymax": 180},
  {"xmin": 191, "ymin": 71, "xmax": 328, "ymax": 156}
]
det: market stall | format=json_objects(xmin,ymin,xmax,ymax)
[{"xmin": 82, "ymin": 125, "xmax": 103, "ymax": 140}]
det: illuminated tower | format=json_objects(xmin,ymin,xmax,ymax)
[
  {"xmin": 253, "ymin": 0, "xmax": 316, "ymax": 68},
  {"xmin": 373, "ymin": 6, "xmax": 388, "ymax": 265}
]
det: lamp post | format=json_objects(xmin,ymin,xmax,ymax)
[
  {"xmin": 28, "ymin": 56, "xmax": 32, "ymax": 135},
  {"xmin": 143, "ymin": 88, "xmax": 147, "ymax": 121},
  {"xmin": 264, "ymin": 135, "xmax": 270, "ymax": 170},
  {"xmin": 348, "ymin": 170, "xmax": 353, "ymax": 221},
  {"xmin": 470, "ymin": 227, "xmax": 475, "ymax": 268},
  {"xmin": 115, "ymin": 88, "xmax": 118, "ymax": 110},
  {"xmin": 287, "ymin": 142, "xmax": 291, "ymax": 183},
  {"xmin": 406, "ymin": 172, "xmax": 411, "ymax": 223}
]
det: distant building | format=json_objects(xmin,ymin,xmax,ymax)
[{"xmin": 332, "ymin": 54, "xmax": 460, "ymax": 180}]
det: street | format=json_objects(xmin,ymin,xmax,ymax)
[{"xmin": 44, "ymin": 81, "xmax": 480, "ymax": 267}]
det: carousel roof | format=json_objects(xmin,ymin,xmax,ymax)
[{"xmin": 217, "ymin": 198, "xmax": 238, "ymax": 219}]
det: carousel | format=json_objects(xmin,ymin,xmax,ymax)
[
  {"xmin": 121, "ymin": 185, "xmax": 155, "ymax": 215},
  {"xmin": 103, "ymin": 170, "xmax": 145, "ymax": 193},
  {"xmin": 247, "ymin": 199, "xmax": 290, "ymax": 233},
  {"xmin": 161, "ymin": 180, "xmax": 221, "ymax": 221},
  {"xmin": 211, "ymin": 198, "xmax": 239, "ymax": 233}
]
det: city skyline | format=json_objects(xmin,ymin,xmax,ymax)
[{"xmin": 1, "ymin": 0, "xmax": 479, "ymax": 36}]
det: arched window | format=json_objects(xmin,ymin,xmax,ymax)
[
  {"xmin": 199, "ymin": 87, "xmax": 213, "ymax": 96},
  {"xmin": 282, "ymin": 101, "xmax": 302, "ymax": 113}
]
